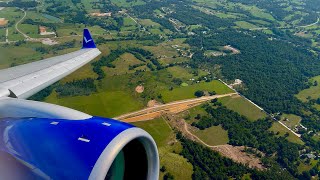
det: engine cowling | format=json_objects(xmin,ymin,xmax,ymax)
[{"xmin": 0, "ymin": 117, "xmax": 159, "ymax": 180}]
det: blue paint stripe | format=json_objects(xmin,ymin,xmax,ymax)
[{"xmin": 0, "ymin": 117, "xmax": 134, "ymax": 179}]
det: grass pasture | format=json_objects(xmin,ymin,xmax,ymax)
[
  {"xmin": 167, "ymin": 66, "xmax": 194, "ymax": 80},
  {"xmin": 298, "ymin": 159, "xmax": 318, "ymax": 174},
  {"xmin": 192, "ymin": 125, "xmax": 229, "ymax": 146},
  {"xmin": 110, "ymin": 0, "xmax": 145, "ymax": 7},
  {"xmin": 296, "ymin": 75, "xmax": 320, "ymax": 102},
  {"xmin": 235, "ymin": 21, "xmax": 259, "ymax": 29},
  {"xmin": 219, "ymin": 95, "xmax": 267, "ymax": 121},
  {"xmin": 45, "ymin": 90, "xmax": 144, "ymax": 118},
  {"xmin": 132, "ymin": 118, "xmax": 193, "ymax": 180},
  {"xmin": 139, "ymin": 19, "xmax": 161, "ymax": 27},
  {"xmin": 269, "ymin": 122, "xmax": 304, "ymax": 145},
  {"xmin": 280, "ymin": 114, "xmax": 301, "ymax": 130},
  {"xmin": 132, "ymin": 118, "xmax": 173, "ymax": 147},
  {"xmin": 161, "ymin": 80, "xmax": 234, "ymax": 103},
  {"xmin": 0, "ymin": 7, "xmax": 22, "ymax": 23},
  {"xmin": 0, "ymin": 45, "xmax": 43, "ymax": 69},
  {"xmin": 104, "ymin": 53, "xmax": 147, "ymax": 76}
]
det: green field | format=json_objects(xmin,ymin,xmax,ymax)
[
  {"xmin": 45, "ymin": 90, "xmax": 144, "ymax": 118},
  {"xmin": 166, "ymin": 66, "xmax": 194, "ymax": 80},
  {"xmin": 110, "ymin": 0, "xmax": 145, "ymax": 7},
  {"xmin": 132, "ymin": 118, "xmax": 193, "ymax": 180},
  {"xmin": 296, "ymin": 75, "xmax": 320, "ymax": 102},
  {"xmin": 269, "ymin": 122, "xmax": 304, "ymax": 145},
  {"xmin": 104, "ymin": 53, "xmax": 147, "ymax": 76},
  {"xmin": 0, "ymin": 44, "xmax": 44, "ymax": 69},
  {"xmin": 219, "ymin": 96, "xmax": 267, "ymax": 121},
  {"xmin": 19, "ymin": 24, "xmax": 41, "ymax": 38},
  {"xmin": 192, "ymin": 125, "xmax": 229, "ymax": 146},
  {"xmin": 238, "ymin": 4, "xmax": 276, "ymax": 21},
  {"xmin": 298, "ymin": 159, "xmax": 318, "ymax": 174},
  {"xmin": 280, "ymin": 114, "xmax": 301, "ymax": 130},
  {"xmin": 0, "ymin": 7, "xmax": 22, "ymax": 23},
  {"xmin": 235, "ymin": 21, "xmax": 259, "ymax": 29},
  {"xmin": 133, "ymin": 118, "xmax": 173, "ymax": 147},
  {"xmin": 161, "ymin": 80, "xmax": 234, "ymax": 103},
  {"xmin": 140, "ymin": 19, "xmax": 161, "ymax": 27}
]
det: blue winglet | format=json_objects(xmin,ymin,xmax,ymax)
[{"xmin": 82, "ymin": 29, "xmax": 96, "ymax": 49}]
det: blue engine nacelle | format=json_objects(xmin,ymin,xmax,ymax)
[{"xmin": 0, "ymin": 117, "xmax": 159, "ymax": 180}]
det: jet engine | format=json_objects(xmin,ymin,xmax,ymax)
[{"xmin": 0, "ymin": 99, "xmax": 159, "ymax": 180}]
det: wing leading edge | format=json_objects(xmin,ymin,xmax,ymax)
[{"xmin": 0, "ymin": 29, "xmax": 101, "ymax": 99}]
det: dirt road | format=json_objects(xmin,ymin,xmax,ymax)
[
  {"xmin": 115, "ymin": 93, "xmax": 237, "ymax": 122},
  {"xmin": 15, "ymin": 8, "xmax": 29, "ymax": 39}
]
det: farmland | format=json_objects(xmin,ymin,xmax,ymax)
[
  {"xmin": 132, "ymin": 118, "xmax": 193, "ymax": 180},
  {"xmin": 161, "ymin": 80, "xmax": 234, "ymax": 103}
]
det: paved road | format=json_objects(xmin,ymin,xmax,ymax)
[
  {"xmin": 114, "ymin": 93, "xmax": 237, "ymax": 120},
  {"xmin": 219, "ymin": 79, "xmax": 302, "ymax": 138}
]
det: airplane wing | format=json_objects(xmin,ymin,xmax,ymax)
[
  {"xmin": 0, "ymin": 29, "xmax": 101, "ymax": 99},
  {"xmin": 0, "ymin": 29, "xmax": 159, "ymax": 180}
]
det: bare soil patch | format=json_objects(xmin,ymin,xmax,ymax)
[
  {"xmin": 135, "ymin": 85, "xmax": 144, "ymax": 93},
  {"xmin": 0, "ymin": 18, "xmax": 8, "ymax": 26},
  {"xmin": 223, "ymin": 45, "xmax": 240, "ymax": 54},
  {"xmin": 147, "ymin": 100, "xmax": 162, "ymax": 107},
  {"xmin": 213, "ymin": 145, "xmax": 265, "ymax": 170}
]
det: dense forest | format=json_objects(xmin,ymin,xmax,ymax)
[
  {"xmin": 56, "ymin": 78, "xmax": 97, "ymax": 97},
  {"xmin": 188, "ymin": 29, "xmax": 320, "ymax": 114},
  {"xmin": 0, "ymin": 0, "xmax": 38, "ymax": 8}
]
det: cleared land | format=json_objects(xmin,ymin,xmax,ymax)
[
  {"xmin": 280, "ymin": 114, "xmax": 302, "ymax": 130},
  {"xmin": 191, "ymin": 125, "xmax": 229, "ymax": 146},
  {"xmin": 161, "ymin": 80, "xmax": 234, "ymax": 103},
  {"xmin": 116, "ymin": 93, "xmax": 237, "ymax": 122},
  {"xmin": 296, "ymin": 75, "xmax": 320, "ymax": 102}
]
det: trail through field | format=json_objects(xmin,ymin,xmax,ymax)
[
  {"xmin": 15, "ymin": 8, "xmax": 29, "ymax": 39},
  {"xmin": 5, "ymin": 28, "xmax": 8, "ymax": 42}
]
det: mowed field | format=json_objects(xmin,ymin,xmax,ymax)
[
  {"xmin": 161, "ymin": 80, "xmax": 234, "ymax": 103},
  {"xmin": 132, "ymin": 118, "xmax": 193, "ymax": 180},
  {"xmin": 296, "ymin": 75, "xmax": 320, "ymax": 102},
  {"xmin": 45, "ymin": 90, "xmax": 144, "ymax": 118},
  {"xmin": 219, "ymin": 95, "xmax": 267, "ymax": 121},
  {"xmin": 192, "ymin": 125, "xmax": 229, "ymax": 146}
]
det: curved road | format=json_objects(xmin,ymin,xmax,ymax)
[
  {"xmin": 15, "ymin": 8, "xmax": 30, "ymax": 39},
  {"xmin": 183, "ymin": 122, "xmax": 218, "ymax": 148}
]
